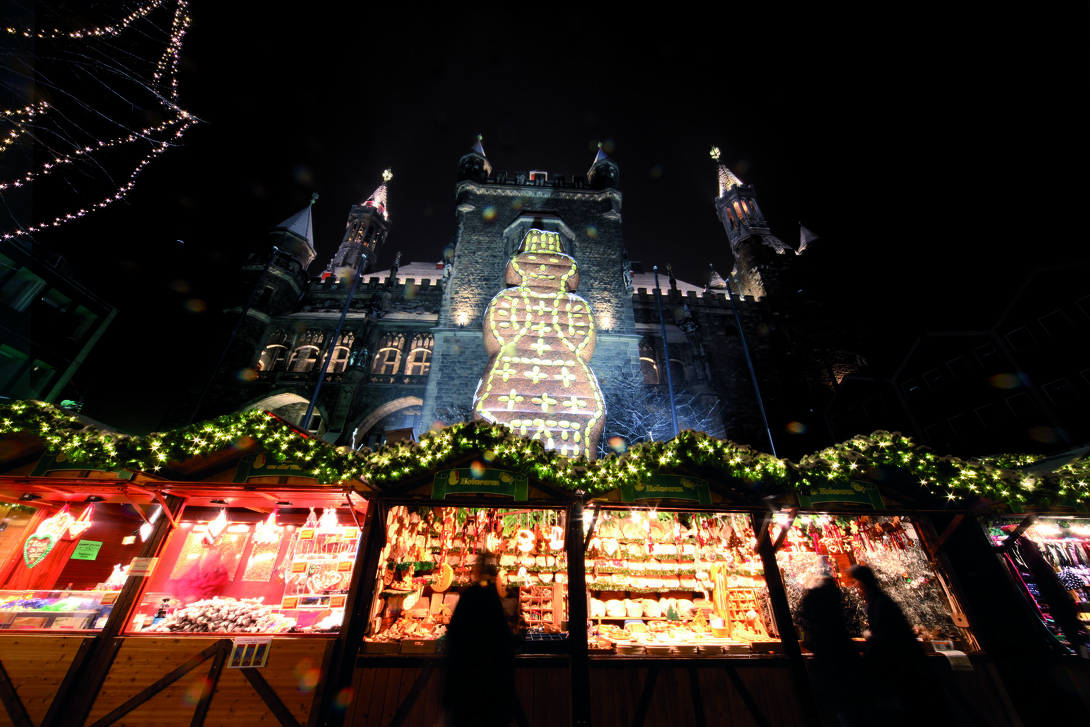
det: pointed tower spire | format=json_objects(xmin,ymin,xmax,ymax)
[
  {"xmin": 798, "ymin": 223, "xmax": 819, "ymax": 253},
  {"xmin": 587, "ymin": 142, "xmax": 620, "ymax": 189},
  {"xmin": 705, "ymin": 263, "xmax": 729, "ymax": 292},
  {"xmin": 270, "ymin": 193, "xmax": 319, "ymax": 268},
  {"xmin": 327, "ymin": 171, "xmax": 392, "ymax": 278},
  {"xmin": 458, "ymin": 135, "xmax": 492, "ymax": 183},
  {"xmin": 711, "ymin": 145, "xmax": 791, "ymax": 300}
]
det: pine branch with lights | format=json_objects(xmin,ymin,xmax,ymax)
[{"xmin": 2, "ymin": 402, "xmax": 1088, "ymax": 505}]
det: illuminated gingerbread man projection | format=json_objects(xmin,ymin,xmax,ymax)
[{"xmin": 474, "ymin": 229, "xmax": 605, "ymax": 459}]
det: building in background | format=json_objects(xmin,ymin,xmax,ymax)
[
  {"xmin": 0, "ymin": 240, "xmax": 116, "ymax": 407},
  {"xmin": 180, "ymin": 142, "xmax": 862, "ymax": 459},
  {"xmin": 827, "ymin": 262, "xmax": 1090, "ymax": 458}
]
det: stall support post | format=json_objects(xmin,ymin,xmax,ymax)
[
  {"xmin": 749, "ymin": 510, "xmax": 820, "ymax": 727},
  {"xmin": 321, "ymin": 500, "xmax": 387, "ymax": 727},
  {"xmin": 566, "ymin": 498, "xmax": 592, "ymax": 727},
  {"xmin": 42, "ymin": 495, "xmax": 184, "ymax": 727}
]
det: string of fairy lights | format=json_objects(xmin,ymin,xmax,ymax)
[
  {"xmin": 0, "ymin": 1, "xmax": 197, "ymax": 238},
  {"xmin": 2, "ymin": 400, "xmax": 1088, "ymax": 507}
]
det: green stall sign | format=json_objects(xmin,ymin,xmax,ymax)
[{"xmin": 433, "ymin": 469, "xmax": 528, "ymax": 501}]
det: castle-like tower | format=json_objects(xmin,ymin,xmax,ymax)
[
  {"xmin": 712, "ymin": 148, "xmax": 793, "ymax": 300},
  {"xmin": 174, "ymin": 142, "xmax": 864, "ymax": 460},
  {"xmin": 421, "ymin": 140, "xmax": 641, "ymax": 437},
  {"xmin": 325, "ymin": 173, "xmax": 391, "ymax": 278}
]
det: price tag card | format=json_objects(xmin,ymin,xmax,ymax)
[
  {"xmin": 71, "ymin": 540, "xmax": 103, "ymax": 561},
  {"xmin": 337, "ymin": 560, "xmax": 353, "ymax": 572},
  {"xmin": 281, "ymin": 597, "xmax": 299, "ymax": 609},
  {"xmin": 298, "ymin": 529, "xmax": 315, "ymax": 540},
  {"xmin": 290, "ymin": 561, "xmax": 307, "ymax": 574},
  {"xmin": 228, "ymin": 637, "xmax": 271, "ymax": 668},
  {"xmin": 329, "ymin": 595, "xmax": 347, "ymax": 608},
  {"xmin": 100, "ymin": 592, "xmax": 119, "ymax": 605},
  {"xmin": 127, "ymin": 558, "xmax": 158, "ymax": 577}
]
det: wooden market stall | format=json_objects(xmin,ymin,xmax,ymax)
[
  {"xmin": 0, "ymin": 409, "xmax": 374, "ymax": 727},
  {"xmin": 339, "ymin": 439, "xmax": 587, "ymax": 727},
  {"xmin": 577, "ymin": 458, "xmax": 1024, "ymax": 727}
]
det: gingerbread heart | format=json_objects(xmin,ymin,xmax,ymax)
[{"xmin": 24, "ymin": 534, "xmax": 55, "ymax": 569}]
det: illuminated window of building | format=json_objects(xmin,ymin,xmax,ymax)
[
  {"xmin": 325, "ymin": 333, "xmax": 355, "ymax": 374},
  {"xmin": 286, "ymin": 331, "xmax": 325, "ymax": 372},
  {"xmin": 258, "ymin": 345, "xmax": 287, "ymax": 371},
  {"xmin": 405, "ymin": 334, "xmax": 433, "ymax": 375},
  {"xmin": 371, "ymin": 333, "xmax": 405, "ymax": 375},
  {"xmin": 258, "ymin": 330, "xmax": 291, "ymax": 371},
  {"xmin": 287, "ymin": 346, "xmax": 320, "ymax": 372}
]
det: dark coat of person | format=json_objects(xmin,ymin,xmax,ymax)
[
  {"xmin": 443, "ymin": 581, "xmax": 516, "ymax": 727},
  {"xmin": 798, "ymin": 576, "xmax": 871, "ymax": 726}
]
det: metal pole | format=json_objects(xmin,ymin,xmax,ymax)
[
  {"xmin": 302, "ymin": 261, "xmax": 368, "ymax": 432},
  {"xmin": 653, "ymin": 266, "xmax": 680, "ymax": 439},
  {"xmin": 189, "ymin": 247, "xmax": 278, "ymax": 425},
  {"xmin": 722, "ymin": 273, "xmax": 778, "ymax": 458}
]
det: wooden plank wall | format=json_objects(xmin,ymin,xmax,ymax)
[
  {"xmin": 82, "ymin": 637, "xmax": 333, "ymax": 727},
  {"xmin": 343, "ymin": 665, "xmax": 572, "ymax": 727},
  {"xmin": 0, "ymin": 635, "xmax": 89, "ymax": 727},
  {"xmin": 588, "ymin": 661, "xmax": 806, "ymax": 727}
]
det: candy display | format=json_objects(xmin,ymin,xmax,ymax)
[
  {"xmin": 0, "ymin": 590, "xmax": 114, "ymax": 630},
  {"xmin": 128, "ymin": 508, "xmax": 361, "ymax": 635},
  {"xmin": 142, "ymin": 597, "xmax": 292, "ymax": 633}
]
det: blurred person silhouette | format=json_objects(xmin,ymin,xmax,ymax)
[
  {"xmin": 443, "ymin": 552, "xmax": 516, "ymax": 727},
  {"xmin": 797, "ymin": 572, "xmax": 871, "ymax": 726},
  {"xmin": 848, "ymin": 564, "xmax": 954, "ymax": 726}
]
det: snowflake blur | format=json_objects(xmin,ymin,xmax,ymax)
[{"xmin": 1, "ymin": 1, "xmax": 197, "ymax": 238}]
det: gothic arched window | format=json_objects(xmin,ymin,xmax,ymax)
[
  {"xmin": 325, "ymin": 332, "xmax": 355, "ymax": 374},
  {"xmin": 371, "ymin": 333, "xmax": 405, "ymax": 375},
  {"xmin": 257, "ymin": 330, "xmax": 291, "ymax": 371},
  {"xmin": 287, "ymin": 330, "xmax": 325, "ymax": 372},
  {"xmin": 405, "ymin": 334, "xmax": 433, "ymax": 376},
  {"xmin": 287, "ymin": 346, "xmax": 321, "ymax": 372}
]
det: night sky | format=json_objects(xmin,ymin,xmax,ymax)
[{"xmin": 5, "ymin": 4, "xmax": 1086, "ymax": 434}]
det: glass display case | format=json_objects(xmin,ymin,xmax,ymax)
[
  {"xmin": 775, "ymin": 513, "xmax": 974, "ymax": 650},
  {"xmin": 363, "ymin": 505, "xmax": 567, "ymax": 653},
  {"xmin": 125, "ymin": 505, "xmax": 361, "ymax": 635},
  {"xmin": 584, "ymin": 509, "xmax": 773, "ymax": 656},
  {"xmin": 0, "ymin": 589, "xmax": 116, "ymax": 630}
]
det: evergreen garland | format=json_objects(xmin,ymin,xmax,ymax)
[{"xmin": 2, "ymin": 400, "xmax": 1089, "ymax": 507}]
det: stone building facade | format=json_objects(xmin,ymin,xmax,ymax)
[{"xmin": 181, "ymin": 142, "xmax": 859, "ymax": 459}]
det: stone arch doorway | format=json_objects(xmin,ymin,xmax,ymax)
[
  {"xmin": 352, "ymin": 396, "xmax": 423, "ymax": 450},
  {"xmin": 243, "ymin": 392, "xmax": 327, "ymax": 436}
]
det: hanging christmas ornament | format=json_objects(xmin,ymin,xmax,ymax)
[
  {"xmin": 203, "ymin": 509, "xmax": 228, "ymax": 546},
  {"xmin": 318, "ymin": 508, "xmax": 339, "ymax": 532},
  {"xmin": 37, "ymin": 504, "xmax": 75, "ymax": 539},
  {"xmin": 253, "ymin": 510, "xmax": 282, "ymax": 545},
  {"xmin": 67, "ymin": 504, "xmax": 95, "ymax": 539},
  {"xmin": 23, "ymin": 533, "xmax": 55, "ymax": 568}
]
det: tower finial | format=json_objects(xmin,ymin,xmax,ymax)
[
  {"xmin": 382, "ymin": 169, "xmax": 393, "ymax": 182},
  {"xmin": 310, "ymin": 193, "xmax": 319, "ymax": 206},
  {"xmin": 710, "ymin": 146, "xmax": 721, "ymax": 162}
]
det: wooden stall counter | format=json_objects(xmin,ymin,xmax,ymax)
[
  {"xmin": 0, "ymin": 634, "xmax": 93, "ymax": 727},
  {"xmin": 81, "ymin": 635, "xmax": 335, "ymax": 727},
  {"xmin": 345, "ymin": 654, "xmax": 572, "ymax": 727}
]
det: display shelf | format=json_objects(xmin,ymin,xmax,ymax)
[
  {"xmin": 0, "ymin": 609, "xmax": 101, "ymax": 630},
  {"xmin": 520, "ymin": 583, "xmax": 564, "ymax": 629}
]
